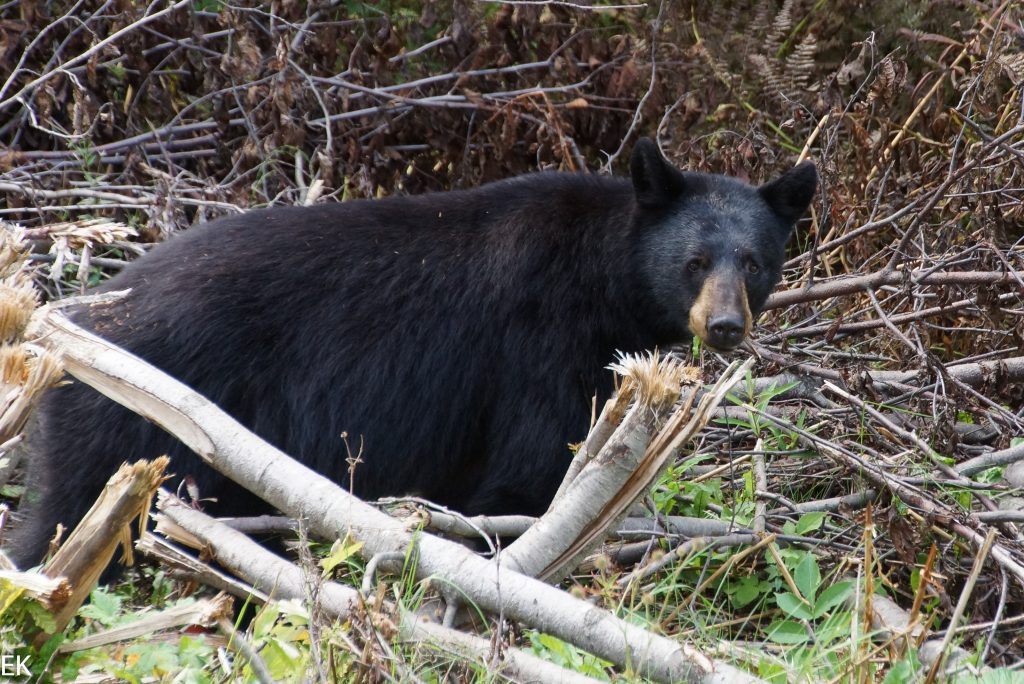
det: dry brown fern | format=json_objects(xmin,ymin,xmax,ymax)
[
  {"xmin": 785, "ymin": 32, "xmax": 818, "ymax": 91},
  {"xmin": 866, "ymin": 55, "xmax": 908, "ymax": 107},
  {"xmin": 765, "ymin": 0, "xmax": 796, "ymax": 56}
]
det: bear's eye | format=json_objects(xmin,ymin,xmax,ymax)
[
  {"xmin": 686, "ymin": 258, "xmax": 704, "ymax": 273},
  {"xmin": 746, "ymin": 261, "xmax": 760, "ymax": 275}
]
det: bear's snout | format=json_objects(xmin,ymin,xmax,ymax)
[
  {"xmin": 687, "ymin": 271, "xmax": 754, "ymax": 351},
  {"xmin": 707, "ymin": 314, "xmax": 746, "ymax": 350}
]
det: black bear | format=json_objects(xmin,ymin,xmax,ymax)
[{"xmin": 8, "ymin": 139, "xmax": 815, "ymax": 568}]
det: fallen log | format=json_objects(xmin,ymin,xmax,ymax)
[{"xmin": 27, "ymin": 306, "xmax": 764, "ymax": 684}]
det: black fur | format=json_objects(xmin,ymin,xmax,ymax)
[{"xmin": 8, "ymin": 140, "xmax": 816, "ymax": 568}]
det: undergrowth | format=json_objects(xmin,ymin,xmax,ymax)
[{"xmin": 1, "ymin": 0, "xmax": 1023, "ymax": 681}]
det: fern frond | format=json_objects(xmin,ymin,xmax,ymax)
[
  {"xmin": 785, "ymin": 32, "xmax": 817, "ymax": 91},
  {"xmin": 765, "ymin": 0, "xmax": 796, "ymax": 56}
]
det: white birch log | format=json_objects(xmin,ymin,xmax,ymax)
[{"xmin": 156, "ymin": 492, "xmax": 603, "ymax": 684}]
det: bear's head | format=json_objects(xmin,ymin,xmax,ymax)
[{"xmin": 630, "ymin": 138, "xmax": 817, "ymax": 352}]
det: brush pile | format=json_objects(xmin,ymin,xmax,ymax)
[{"xmin": 1, "ymin": 0, "xmax": 1023, "ymax": 679}]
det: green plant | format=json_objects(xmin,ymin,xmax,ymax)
[
  {"xmin": 527, "ymin": 632, "xmax": 612, "ymax": 680},
  {"xmin": 765, "ymin": 551, "xmax": 853, "ymax": 645}
]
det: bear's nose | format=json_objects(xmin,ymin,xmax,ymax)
[{"xmin": 707, "ymin": 315, "xmax": 745, "ymax": 350}]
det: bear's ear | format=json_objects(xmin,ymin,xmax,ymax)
[
  {"xmin": 631, "ymin": 138, "xmax": 684, "ymax": 207},
  {"xmin": 758, "ymin": 161, "xmax": 818, "ymax": 223}
]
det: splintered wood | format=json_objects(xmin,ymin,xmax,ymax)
[{"xmin": 37, "ymin": 457, "xmax": 170, "ymax": 644}]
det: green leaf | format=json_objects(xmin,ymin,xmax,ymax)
[
  {"xmin": 260, "ymin": 638, "xmax": 304, "ymax": 679},
  {"xmin": 35, "ymin": 632, "xmax": 66, "ymax": 676},
  {"xmin": 757, "ymin": 660, "xmax": 789, "ymax": 684},
  {"xmin": 795, "ymin": 511, "xmax": 826, "ymax": 535},
  {"xmin": 528, "ymin": 632, "xmax": 612, "ymax": 678},
  {"xmin": 975, "ymin": 466, "xmax": 1005, "ymax": 484},
  {"xmin": 24, "ymin": 599, "xmax": 58, "ymax": 633},
  {"xmin": 78, "ymin": 587, "xmax": 123, "ymax": 626},
  {"xmin": 1, "ymin": 483, "xmax": 24, "ymax": 498},
  {"xmin": 882, "ymin": 657, "xmax": 919, "ymax": 684},
  {"xmin": 793, "ymin": 553, "xmax": 821, "ymax": 601},
  {"xmin": 320, "ymin": 535, "xmax": 364, "ymax": 577},
  {"xmin": 728, "ymin": 576, "xmax": 764, "ymax": 608},
  {"xmin": 815, "ymin": 610, "xmax": 854, "ymax": 643},
  {"xmin": 775, "ymin": 591, "xmax": 813, "ymax": 620},
  {"xmin": 755, "ymin": 380, "xmax": 800, "ymax": 408},
  {"xmin": 813, "ymin": 581, "xmax": 854, "ymax": 618},
  {"xmin": 250, "ymin": 603, "xmax": 280, "ymax": 640},
  {"xmin": 765, "ymin": 619, "xmax": 810, "ymax": 644}
]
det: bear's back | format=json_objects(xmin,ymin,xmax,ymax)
[{"xmin": 57, "ymin": 172, "xmax": 635, "ymax": 516}]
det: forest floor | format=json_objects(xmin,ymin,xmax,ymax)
[{"xmin": 1, "ymin": 1, "xmax": 1023, "ymax": 682}]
